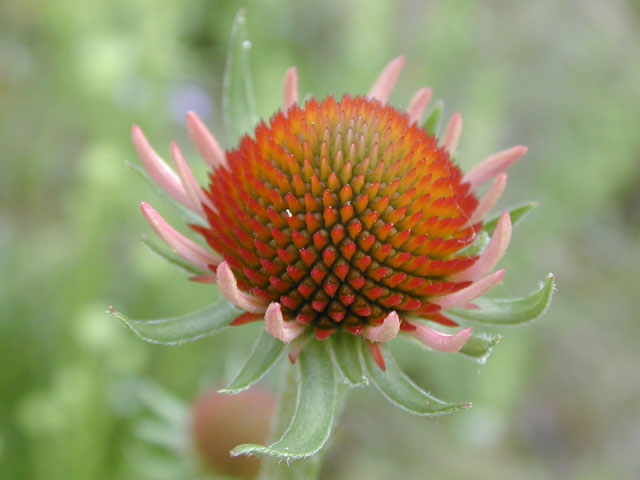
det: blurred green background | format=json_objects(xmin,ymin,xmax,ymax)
[{"xmin": 2, "ymin": 0, "xmax": 639, "ymax": 478}]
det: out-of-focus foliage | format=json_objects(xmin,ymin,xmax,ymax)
[{"xmin": 1, "ymin": 0, "xmax": 639, "ymax": 479}]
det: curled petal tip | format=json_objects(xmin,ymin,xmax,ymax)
[
  {"xmin": 408, "ymin": 321, "xmax": 472, "ymax": 353},
  {"xmin": 283, "ymin": 67, "xmax": 298, "ymax": 110},
  {"xmin": 217, "ymin": 261, "xmax": 267, "ymax": 314},
  {"xmin": 435, "ymin": 269, "xmax": 505, "ymax": 309},
  {"xmin": 368, "ymin": 55, "xmax": 405, "ymax": 103},
  {"xmin": 363, "ymin": 311, "xmax": 400, "ymax": 343},
  {"xmin": 265, "ymin": 302, "xmax": 304, "ymax": 343},
  {"xmin": 452, "ymin": 211, "xmax": 511, "ymax": 282},
  {"xmin": 464, "ymin": 145, "xmax": 528, "ymax": 189}
]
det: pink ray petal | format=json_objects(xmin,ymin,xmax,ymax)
[
  {"xmin": 131, "ymin": 125, "xmax": 191, "ymax": 208},
  {"xmin": 217, "ymin": 261, "xmax": 267, "ymax": 314},
  {"xmin": 366, "ymin": 341, "xmax": 386, "ymax": 371},
  {"xmin": 468, "ymin": 173, "xmax": 507, "ymax": 225},
  {"xmin": 406, "ymin": 320, "xmax": 472, "ymax": 353},
  {"xmin": 170, "ymin": 142, "xmax": 216, "ymax": 215},
  {"xmin": 140, "ymin": 202, "xmax": 221, "ymax": 269},
  {"xmin": 363, "ymin": 311, "xmax": 400, "ymax": 343},
  {"xmin": 441, "ymin": 113, "xmax": 463, "ymax": 153},
  {"xmin": 283, "ymin": 67, "xmax": 298, "ymax": 110},
  {"xmin": 407, "ymin": 87, "xmax": 432, "ymax": 124},
  {"xmin": 185, "ymin": 111, "xmax": 228, "ymax": 170},
  {"xmin": 463, "ymin": 145, "xmax": 528, "ymax": 189},
  {"xmin": 265, "ymin": 302, "xmax": 305, "ymax": 343},
  {"xmin": 189, "ymin": 274, "xmax": 217, "ymax": 283},
  {"xmin": 451, "ymin": 212, "xmax": 511, "ymax": 282},
  {"xmin": 367, "ymin": 56, "xmax": 405, "ymax": 103},
  {"xmin": 434, "ymin": 269, "xmax": 505, "ymax": 309}
]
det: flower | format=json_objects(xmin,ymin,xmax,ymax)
[{"xmin": 131, "ymin": 56, "xmax": 527, "ymax": 370}]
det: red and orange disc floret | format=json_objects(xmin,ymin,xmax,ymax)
[{"xmin": 192, "ymin": 95, "xmax": 482, "ymax": 337}]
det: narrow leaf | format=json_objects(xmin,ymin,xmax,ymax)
[
  {"xmin": 329, "ymin": 331, "xmax": 368, "ymax": 387},
  {"xmin": 483, "ymin": 202, "xmax": 538, "ymax": 235},
  {"xmin": 362, "ymin": 343, "xmax": 469, "ymax": 415},
  {"xmin": 449, "ymin": 273, "xmax": 555, "ymax": 325},
  {"xmin": 423, "ymin": 100, "xmax": 444, "ymax": 136},
  {"xmin": 231, "ymin": 340, "xmax": 337, "ymax": 459},
  {"xmin": 458, "ymin": 333, "xmax": 502, "ymax": 365},
  {"xmin": 126, "ymin": 162, "xmax": 203, "ymax": 226},
  {"xmin": 108, "ymin": 299, "xmax": 242, "ymax": 345},
  {"xmin": 220, "ymin": 330, "xmax": 284, "ymax": 395},
  {"xmin": 141, "ymin": 235, "xmax": 207, "ymax": 276},
  {"xmin": 223, "ymin": 9, "xmax": 258, "ymax": 147}
]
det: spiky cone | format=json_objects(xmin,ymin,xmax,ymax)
[
  {"xmin": 131, "ymin": 57, "xmax": 524, "ymax": 369},
  {"xmin": 118, "ymin": 15, "xmax": 554, "ymax": 462}
]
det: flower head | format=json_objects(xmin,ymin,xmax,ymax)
[
  {"xmin": 132, "ymin": 57, "xmax": 526, "ymax": 369},
  {"xmin": 116, "ymin": 11, "xmax": 554, "ymax": 463}
]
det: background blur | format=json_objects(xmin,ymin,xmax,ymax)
[{"xmin": 2, "ymin": 0, "xmax": 639, "ymax": 479}]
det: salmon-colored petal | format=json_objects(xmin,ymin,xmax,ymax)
[
  {"xmin": 140, "ymin": 202, "xmax": 221, "ymax": 268},
  {"xmin": 363, "ymin": 311, "xmax": 400, "ymax": 343},
  {"xmin": 217, "ymin": 261, "xmax": 267, "ymax": 314},
  {"xmin": 283, "ymin": 67, "xmax": 298, "ymax": 110},
  {"xmin": 407, "ymin": 87, "xmax": 432, "ymax": 124},
  {"xmin": 434, "ymin": 269, "xmax": 505, "ymax": 309},
  {"xmin": 468, "ymin": 173, "xmax": 507, "ymax": 225},
  {"xmin": 170, "ymin": 142, "xmax": 216, "ymax": 215},
  {"xmin": 463, "ymin": 145, "xmax": 528, "ymax": 189},
  {"xmin": 131, "ymin": 125, "xmax": 191, "ymax": 208},
  {"xmin": 441, "ymin": 113, "xmax": 463, "ymax": 153},
  {"xmin": 451, "ymin": 212, "xmax": 511, "ymax": 282},
  {"xmin": 367, "ymin": 56, "xmax": 405, "ymax": 103},
  {"xmin": 407, "ymin": 321, "xmax": 472, "ymax": 353},
  {"xmin": 185, "ymin": 111, "xmax": 228, "ymax": 170},
  {"xmin": 265, "ymin": 302, "xmax": 305, "ymax": 343}
]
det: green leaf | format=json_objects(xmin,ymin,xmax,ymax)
[
  {"xmin": 231, "ymin": 340, "xmax": 337, "ymax": 460},
  {"xmin": 329, "ymin": 331, "xmax": 368, "ymax": 387},
  {"xmin": 449, "ymin": 273, "xmax": 555, "ymax": 325},
  {"xmin": 483, "ymin": 202, "xmax": 539, "ymax": 235},
  {"xmin": 220, "ymin": 330, "xmax": 284, "ymax": 395},
  {"xmin": 423, "ymin": 100, "xmax": 444, "ymax": 136},
  {"xmin": 108, "ymin": 299, "xmax": 242, "ymax": 345},
  {"xmin": 362, "ymin": 343, "xmax": 469, "ymax": 415},
  {"xmin": 141, "ymin": 235, "xmax": 207, "ymax": 276},
  {"xmin": 458, "ymin": 333, "xmax": 502, "ymax": 364},
  {"xmin": 223, "ymin": 9, "xmax": 258, "ymax": 147},
  {"xmin": 126, "ymin": 162, "xmax": 204, "ymax": 226}
]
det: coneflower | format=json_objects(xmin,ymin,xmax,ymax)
[{"xmin": 113, "ymin": 11, "xmax": 554, "ymax": 463}]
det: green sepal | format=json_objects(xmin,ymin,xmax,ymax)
[
  {"xmin": 140, "ymin": 235, "xmax": 207, "ymax": 276},
  {"xmin": 231, "ymin": 340, "xmax": 337, "ymax": 460},
  {"xmin": 483, "ymin": 202, "xmax": 539, "ymax": 235},
  {"xmin": 223, "ymin": 9, "xmax": 258, "ymax": 147},
  {"xmin": 449, "ymin": 273, "xmax": 555, "ymax": 325},
  {"xmin": 459, "ymin": 230, "xmax": 490, "ymax": 257},
  {"xmin": 220, "ymin": 330, "xmax": 285, "ymax": 395},
  {"xmin": 458, "ymin": 333, "xmax": 502, "ymax": 364},
  {"xmin": 108, "ymin": 299, "xmax": 242, "ymax": 345},
  {"xmin": 329, "ymin": 331, "xmax": 368, "ymax": 387},
  {"xmin": 423, "ymin": 100, "xmax": 444, "ymax": 136},
  {"xmin": 361, "ymin": 343, "xmax": 470, "ymax": 415},
  {"xmin": 126, "ymin": 162, "xmax": 204, "ymax": 226}
]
